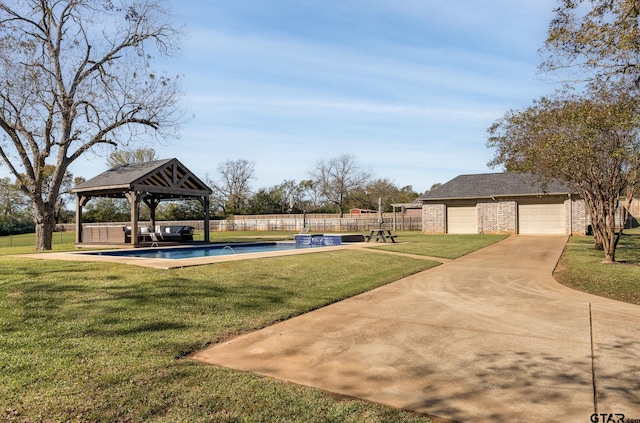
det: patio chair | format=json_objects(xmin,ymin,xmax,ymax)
[{"xmin": 149, "ymin": 232, "xmax": 164, "ymax": 242}]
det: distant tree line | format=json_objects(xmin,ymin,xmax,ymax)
[
  {"xmin": 0, "ymin": 151, "xmax": 425, "ymax": 231},
  {"xmin": 206, "ymin": 154, "xmax": 422, "ymax": 219}
]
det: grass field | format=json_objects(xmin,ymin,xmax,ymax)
[
  {"xmin": 554, "ymin": 229, "xmax": 640, "ymax": 306},
  {"xmin": 366, "ymin": 233, "xmax": 508, "ymax": 259},
  {"xmin": 0, "ymin": 232, "xmax": 508, "ymax": 422},
  {"xmin": 3, "ymin": 230, "xmax": 639, "ymax": 421}
]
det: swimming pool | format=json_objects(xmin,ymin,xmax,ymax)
[
  {"xmin": 82, "ymin": 242, "xmax": 319, "ymax": 260},
  {"xmin": 20, "ymin": 237, "xmax": 360, "ymax": 269}
]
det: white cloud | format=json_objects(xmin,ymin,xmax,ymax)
[{"xmin": 63, "ymin": 0, "xmax": 560, "ymax": 192}]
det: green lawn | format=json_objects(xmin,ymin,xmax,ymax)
[
  {"xmin": 4, "ymin": 229, "xmax": 637, "ymax": 422},
  {"xmin": 2, "ymin": 231, "xmax": 466, "ymax": 423},
  {"xmin": 0, "ymin": 231, "xmax": 77, "ymax": 253},
  {"xmin": 367, "ymin": 233, "xmax": 508, "ymax": 259},
  {"xmin": 554, "ymin": 229, "xmax": 640, "ymax": 306}
]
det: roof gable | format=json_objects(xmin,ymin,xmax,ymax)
[
  {"xmin": 421, "ymin": 173, "xmax": 573, "ymax": 201},
  {"xmin": 73, "ymin": 158, "xmax": 212, "ymax": 198}
]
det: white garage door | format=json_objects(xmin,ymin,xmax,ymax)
[
  {"xmin": 518, "ymin": 203, "xmax": 566, "ymax": 234},
  {"xmin": 447, "ymin": 206, "xmax": 477, "ymax": 234}
]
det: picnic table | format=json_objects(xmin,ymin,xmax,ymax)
[{"xmin": 365, "ymin": 229, "xmax": 397, "ymax": 243}]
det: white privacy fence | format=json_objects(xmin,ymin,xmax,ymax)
[
  {"xmin": 60, "ymin": 213, "xmax": 423, "ymax": 234},
  {"xmin": 213, "ymin": 214, "xmax": 422, "ymax": 232}
]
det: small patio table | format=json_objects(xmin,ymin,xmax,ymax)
[{"xmin": 365, "ymin": 229, "xmax": 397, "ymax": 243}]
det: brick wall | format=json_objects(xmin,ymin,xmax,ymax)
[
  {"xmin": 422, "ymin": 204, "xmax": 446, "ymax": 233},
  {"xmin": 568, "ymin": 198, "xmax": 588, "ymax": 235},
  {"xmin": 498, "ymin": 200, "xmax": 517, "ymax": 234},
  {"xmin": 476, "ymin": 200, "xmax": 517, "ymax": 234},
  {"xmin": 477, "ymin": 202, "xmax": 497, "ymax": 233}
]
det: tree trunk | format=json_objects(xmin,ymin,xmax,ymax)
[
  {"xmin": 584, "ymin": 190, "xmax": 624, "ymax": 262},
  {"xmin": 33, "ymin": 204, "xmax": 57, "ymax": 251},
  {"xmin": 592, "ymin": 224, "xmax": 615, "ymax": 262},
  {"xmin": 603, "ymin": 243, "xmax": 616, "ymax": 263},
  {"xmin": 593, "ymin": 231, "xmax": 604, "ymax": 250}
]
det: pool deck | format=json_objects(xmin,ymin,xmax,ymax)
[{"xmin": 15, "ymin": 242, "xmax": 405, "ymax": 269}]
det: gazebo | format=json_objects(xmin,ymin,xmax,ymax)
[{"xmin": 72, "ymin": 158, "xmax": 212, "ymax": 246}]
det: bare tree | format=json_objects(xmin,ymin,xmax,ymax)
[
  {"xmin": 297, "ymin": 179, "xmax": 323, "ymax": 212},
  {"xmin": 207, "ymin": 159, "xmax": 255, "ymax": 216},
  {"xmin": 309, "ymin": 154, "xmax": 370, "ymax": 217},
  {"xmin": 0, "ymin": 0, "xmax": 183, "ymax": 250}
]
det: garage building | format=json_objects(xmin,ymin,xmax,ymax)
[{"xmin": 420, "ymin": 173, "xmax": 588, "ymax": 235}]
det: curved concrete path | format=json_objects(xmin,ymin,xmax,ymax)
[{"xmin": 190, "ymin": 236, "xmax": 640, "ymax": 422}]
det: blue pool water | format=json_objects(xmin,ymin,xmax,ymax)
[{"xmin": 82, "ymin": 242, "xmax": 321, "ymax": 260}]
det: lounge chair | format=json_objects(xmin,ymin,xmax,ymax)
[{"xmin": 149, "ymin": 232, "xmax": 164, "ymax": 242}]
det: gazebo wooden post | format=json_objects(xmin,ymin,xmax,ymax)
[
  {"xmin": 203, "ymin": 196, "xmax": 210, "ymax": 242},
  {"xmin": 144, "ymin": 196, "xmax": 161, "ymax": 231},
  {"xmin": 126, "ymin": 191, "xmax": 141, "ymax": 246},
  {"xmin": 150, "ymin": 203, "xmax": 156, "ymax": 230},
  {"xmin": 75, "ymin": 194, "xmax": 90, "ymax": 244}
]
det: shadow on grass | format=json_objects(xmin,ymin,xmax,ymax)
[
  {"xmin": 615, "ymin": 233, "xmax": 640, "ymax": 265},
  {"xmin": 8, "ymin": 271, "xmax": 301, "ymax": 339}
]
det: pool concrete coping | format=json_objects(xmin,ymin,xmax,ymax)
[{"xmin": 14, "ymin": 242, "xmax": 436, "ymax": 270}]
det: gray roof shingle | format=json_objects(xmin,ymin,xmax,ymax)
[
  {"xmin": 420, "ymin": 173, "xmax": 573, "ymax": 200},
  {"xmin": 74, "ymin": 159, "xmax": 175, "ymax": 190},
  {"xmin": 72, "ymin": 158, "xmax": 212, "ymax": 198}
]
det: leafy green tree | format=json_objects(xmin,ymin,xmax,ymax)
[
  {"xmin": 362, "ymin": 178, "xmax": 400, "ymax": 212},
  {"xmin": 106, "ymin": 148, "xmax": 159, "ymax": 167},
  {"xmin": 0, "ymin": 177, "xmax": 29, "ymax": 218},
  {"xmin": 245, "ymin": 179, "xmax": 311, "ymax": 215},
  {"xmin": 0, "ymin": 177, "xmax": 32, "ymax": 235},
  {"xmin": 425, "ymin": 183, "xmax": 442, "ymax": 195},
  {"xmin": 82, "ymin": 198, "xmax": 131, "ymax": 223},
  {"xmin": 246, "ymin": 187, "xmax": 285, "ymax": 215},
  {"xmin": 0, "ymin": 1, "xmax": 182, "ymax": 250},
  {"xmin": 157, "ymin": 200, "xmax": 204, "ymax": 221},
  {"xmin": 542, "ymin": 0, "xmax": 640, "ymax": 89},
  {"xmin": 488, "ymin": 90, "xmax": 640, "ymax": 263}
]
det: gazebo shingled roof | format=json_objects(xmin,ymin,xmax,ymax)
[
  {"xmin": 74, "ymin": 158, "xmax": 212, "ymax": 198},
  {"xmin": 72, "ymin": 158, "xmax": 212, "ymax": 246}
]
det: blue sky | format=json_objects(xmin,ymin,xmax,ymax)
[{"xmin": 69, "ymin": 0, "xmax": 559, "ymax": 194}]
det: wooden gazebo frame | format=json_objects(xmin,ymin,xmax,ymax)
[{"xmin": 72, "ymin": 158, "xmax": 213, "ymax": 246}]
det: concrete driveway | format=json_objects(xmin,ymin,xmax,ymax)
[{"xmin": 190, "ymin": 236, "xmax": 640, "ymax": 422}]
